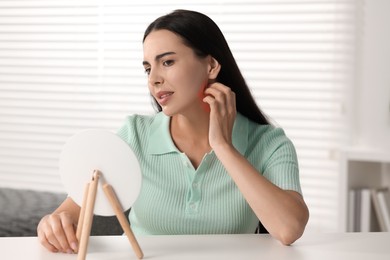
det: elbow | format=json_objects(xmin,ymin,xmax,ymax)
[
  {"xmin": 278, "ymin": 228, "xmax": 302, "ymax": 246},
  {"xmin": 276, "ymin": 207, "xmax": 309, "ymax": 246}
]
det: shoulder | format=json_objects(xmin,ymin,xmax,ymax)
[
  {"xmin": 242, "ymin": 116, "xmax": 298, "ymax": 167},
  {"xmin": 116, "ymin": 113, "xmax": 161, "ymax": 144},
  {"xmin": 245, "ymin": 116, "xmax": 294, "ymax": 151},
  {"xmin": 123, "ymin": 113, "xmax": 157, "ymax": 126}
]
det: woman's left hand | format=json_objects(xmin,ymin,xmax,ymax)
[{"xmin": 202, "ymin": 82, "xmax": 237, "ymax": 150}]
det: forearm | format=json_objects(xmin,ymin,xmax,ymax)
[{"xmin": 213, "ymin": 143, "xmax": 309, "ymax": 245}]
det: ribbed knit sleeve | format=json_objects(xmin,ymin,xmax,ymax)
[{"xmin": 248, "ymin": 126, "xmax": 302, "ymax": 195}]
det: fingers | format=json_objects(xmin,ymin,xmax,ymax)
[
  {"xmin": 203, "ymin": 83, "xmax": 236, "ymax": 116},
  {"xmin": 37, "ymin": 226, "xmax": 59, "ymax": 253},
  {"xmin": 37, "ymin": 214, "xmax": 61, "ymax": 252},
  {"xmin": 203, "ymin": 83, "xmax": 237, "ymax": 149},
  {"xmin": 37, "ymin": 213, "xmax": 78, "ymax": 254},
  {"xmin": 62, "ymin": 214, "xmax": 79, "ymax": 252}
]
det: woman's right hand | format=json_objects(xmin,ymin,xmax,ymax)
[
  {"xmin": 37, "ymin": 211, "xmax": 78, "ymax": 253},
  {"xmin": 37, "ymin": 197, "xmax": 80, "ymax": 253}
]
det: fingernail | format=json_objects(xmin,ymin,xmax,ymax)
[{"xmin": 71, "ymin": 242, "xmax": 78, "ymax": 252}]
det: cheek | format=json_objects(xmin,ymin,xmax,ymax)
[
  {"xmin": 173, "ymin": 68, "xmax": 206, "ymax": 94},
  {"xmin": 147, "ymin": 82, "xmax": 154, "ymax": 96}
]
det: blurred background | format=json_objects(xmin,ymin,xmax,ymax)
[{"xmin": 0, "ymin": 0, "xmax": 389, "ymax": 234}]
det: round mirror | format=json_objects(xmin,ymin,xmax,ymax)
[{"xmin": 59, "ymin": 129, "xmax": 141, "ymax": 216}]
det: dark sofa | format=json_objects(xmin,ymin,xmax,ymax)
[{"xmin": 0, "ymin": 187, "xmax": 127, "ymax": 237}]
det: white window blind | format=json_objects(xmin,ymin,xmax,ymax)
[{"xmin": 0, "ymin": 0, "xmax": 356, "ymax": 232}]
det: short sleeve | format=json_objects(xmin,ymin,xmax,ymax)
[{"xmin": 259, "ymin": 128, "xmax": 302, "ymax": 195}]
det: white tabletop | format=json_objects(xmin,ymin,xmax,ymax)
[{"xmin": 1, "ymin": 232, "xmax": 390, "ymax": 260}]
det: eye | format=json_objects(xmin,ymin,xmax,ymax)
[
  {"xmin": 163, "ymin": 60, "xmax": 174, "ymax": 66},
  {"xmin": 144, "ymin": 67, "xmax": 151, "ymax": 75}
]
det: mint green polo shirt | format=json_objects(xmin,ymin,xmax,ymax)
[{"xmin": 117, "ymin": 112, "xmax": 302, "ymax": 235}]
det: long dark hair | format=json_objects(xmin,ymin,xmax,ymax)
[{"xmin": 143, "ymin": 9, "xmax": 270, "ymax": 125}]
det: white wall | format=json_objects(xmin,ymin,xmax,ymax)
[{"xmin": 354, "ymin": 0, "xmax": 390, "ymax": 150}]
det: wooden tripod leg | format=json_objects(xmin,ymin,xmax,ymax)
[
  {"xmin": 102, "ymin": 183, "xmax": 144, "ymax": 259},
  {"xmin": 76, "ymin": 183, "xmax": 90, "ymax": 243},
  {"xmin": 77, "ymin": 170, "xmax": 100, "ymax": 260}
]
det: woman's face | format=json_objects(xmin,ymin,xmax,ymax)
[{"xmin": 143, "ymin": 29, "xmax": 210, "ymax": 116}]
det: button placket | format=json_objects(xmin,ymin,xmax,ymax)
[
  {"xmin": 181, "ymin": 155, "xmax": 192, "ymax": 169},
  {"xmin": 184, "ymin": 152, "xmax": 214, "ymax": 214}
]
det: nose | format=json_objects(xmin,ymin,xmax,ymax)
[{"xmin": 148, "ymin": 68, "xmax": 164, "ymax": 86}]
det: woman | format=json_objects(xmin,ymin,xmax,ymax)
[{"xmin": 37, "ymin": 9, "xmax": 309, "ymax": 253}]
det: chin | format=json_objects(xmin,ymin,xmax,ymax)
[{"xmin": 160, "ymin": 107, "xmax": 176, "ymax": 117}]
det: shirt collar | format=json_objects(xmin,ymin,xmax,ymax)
[{"xmin": 147, "ymin": 112, "xmax": 249, "ymax": 155}]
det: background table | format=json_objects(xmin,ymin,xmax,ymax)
[{"xmin": 1, "ymin": 232, "xmax": 390, "ymax": 259}]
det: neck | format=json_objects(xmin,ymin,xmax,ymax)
[{"xmin": 170, "ymin": 108, "xmax": 210, "ymax": 142}]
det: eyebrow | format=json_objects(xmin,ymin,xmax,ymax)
[{"xmin": 142, "ymin": 51, "xmax": 176, "ymax": 66}]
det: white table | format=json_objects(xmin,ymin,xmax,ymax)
[{"xmin": 1, "ymin": 232, "xmax": 390, "ymax": 259}]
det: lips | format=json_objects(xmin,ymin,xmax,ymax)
[{"xmin": 156, "ymin": 91, "xmax": 174, "ymax": 106}]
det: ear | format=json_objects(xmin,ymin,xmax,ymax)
[{"xmin": 207, "ymin": 56, "xmax": 221, "ymax": 80}]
